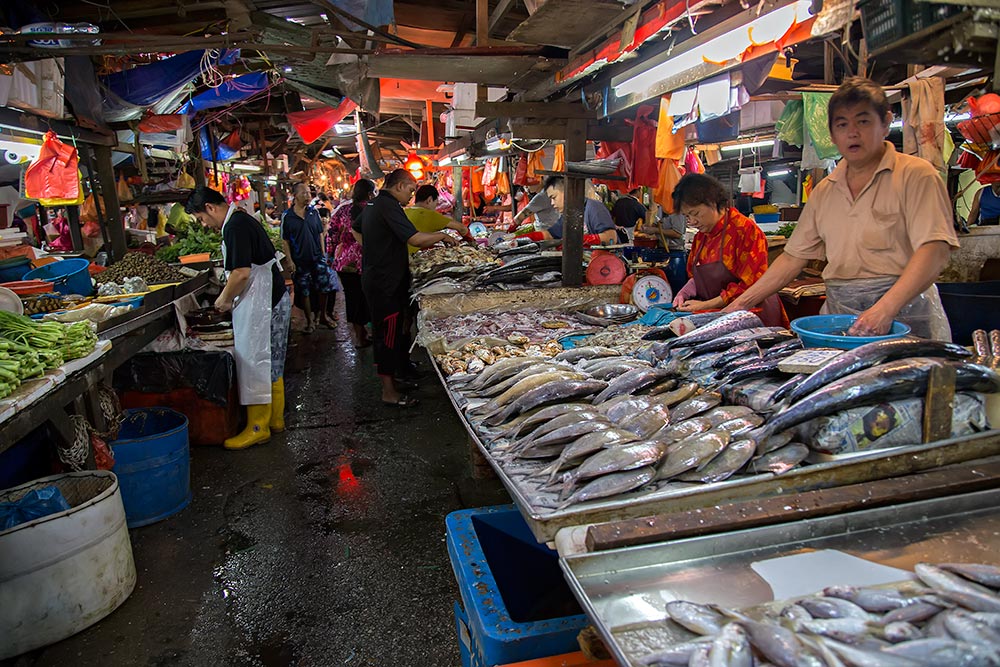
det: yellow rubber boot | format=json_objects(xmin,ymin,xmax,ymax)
[
  {"xmin": 224, "ymin": 404, "xmax": 272, "ymax": 450},
  {"xmin": 269, "ymin": 378, "xmax": 286, "ymax": 433}
]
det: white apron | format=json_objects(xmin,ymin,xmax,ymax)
[
  {"xmin": 823, "ymin": 276, "xmax": 952, "ymax": 342},
  {"xmin": 221, "ymin": 206, "xmax": 274, "ymax": 405}
]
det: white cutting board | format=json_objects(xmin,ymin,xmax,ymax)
[{"xmin": 751, "ymin": 549, "xmax": 914, "ymax": 601}]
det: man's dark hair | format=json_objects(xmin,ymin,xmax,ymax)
[
  {"xmin": 542, "ymin": 175, "xmax": 565, "ymax": 192},
  {"xmin": 292, "ymin": 181, "xmax": 309, "ymax": 196},
  {"xmin": 352, "ymin": 179, "xmax": 376, "ymax": 204},
  {"xmin": 628, "ymin": 187, "xmax": 641, "ymax": 196},
  {"xmin": 415, "ymin": 185, "xmax": 439, "ymax": 203},
  {"xmin": 185, "ymin": 186, "xmax": 227, "ymax": 214},
  {"xmin": 828, "ymin": 77, "xmax": 892, "ymax": 130},
  {"xmin": 383, "ymin": 168, "xmax": 415, "ymax": 190},
  {"xmin": 673, "ymin": 173, "xmax": 729, "ymax": 212}
]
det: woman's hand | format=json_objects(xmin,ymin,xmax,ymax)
[
  {"xmin": 678, "ymin": 297, "xmax": 723, "ymax": 312},
  {"xmin": 672, "ymin": 278, "xmax": 696, "ymax": 308}
]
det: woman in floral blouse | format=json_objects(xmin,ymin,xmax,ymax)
[{"xmin": 329, "ymin": 179, "xmax": 375, "ymax": 347}]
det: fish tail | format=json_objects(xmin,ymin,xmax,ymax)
[{"xmin": 556, "ymin": 492, "xmax": 579, "ymax": 511}]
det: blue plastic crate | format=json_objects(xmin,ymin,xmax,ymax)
[{"xmin": 447, "ymin": 505, "xmax": 588, "ymax": 667}]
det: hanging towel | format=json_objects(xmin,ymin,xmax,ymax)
[
  {"xmin": 902, "ymin": 77, "xmax": 946, "ymax": 175},
  {"xmin": 656, "ymin": 96, "xmax": 686, "ymax": 160},
  {"xmin": 697, "ymin": 73, "xmax": 732, "ymax": 121},
  {"xmin": 802, "ymin": 92, "xmax": 839, "ymax": 160}
]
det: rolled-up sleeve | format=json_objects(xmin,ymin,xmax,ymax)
[{"xmin": 902, "ymin": 162, "xmax": 960, "ymax": 250}]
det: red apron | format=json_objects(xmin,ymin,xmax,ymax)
[{"xmin": 691, "ymin": 211, "xmax": 786, "ymax": 327}]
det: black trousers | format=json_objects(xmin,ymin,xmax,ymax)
[{"xmin": 364, "ymin": 280, "xmax": 409, "ymax": 378}]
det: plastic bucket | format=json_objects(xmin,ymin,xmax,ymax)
[
  {"xmin": 110, "ymin": 408, "xmax": 191, "ymax": 528},
  {"xmin": 791, "ymin": 314, "xmax": 911, "ymax": 350},
  {"xmin": 0, "ymin": 256, "xmax": 31, "ymax": 283},
  {"xmin": 22, "ymin": 257, "xmax": 93, "ymax": 296},
  {"xmin": 0, "ymin": 471, "xmax": 136, "ymax": 659},
  {"xmin": 936, "ymin": 281, "xmax": 1000, "ymax": 345}
]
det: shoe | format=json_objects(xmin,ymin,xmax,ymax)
[
  {"xmin": 269, "ymin": 378, "xmax": 285, "ymax": 432},
  {"xmin": 382, "ymin": 394, "xmax": 419, "ymax": 408},
  {"xmin": 225, "ymin": 404, "xmax": 272, "ymax": 449}
]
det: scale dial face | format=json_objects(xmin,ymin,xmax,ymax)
[{"xmin": 631, "ymin": 275, "xmax": 673, "ymax": 312}]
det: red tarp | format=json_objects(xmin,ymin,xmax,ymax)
[{"xmin": 287, "ymin": 98, "xmax": 358, "ymax": 144}]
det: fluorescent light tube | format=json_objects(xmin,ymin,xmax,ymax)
[
  {"xmin": 720, "ymin": 139, "xmax": 775, "ymax": 152},
  {"xmin": 767, "ymin": 168, "xmax": 790, "ymax": 177}
]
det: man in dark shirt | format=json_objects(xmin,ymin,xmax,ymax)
[
  {"xmin": 353, "ymin": 169, "xmax": 458, "ymax": 406},
  {"xmin": 611, "ymin": 188, "xmax": 647, "ymax": 243},
  {"xmin": 186, "ymin": 186, "xmax": 291, "ymax": 450},
  {"xmin": 537, "ymin": 176, "xmax": 618, "ymax": 245},
  {"xmin": 282, "ymin": 182, "xmax": 336, "ymax": 332}
]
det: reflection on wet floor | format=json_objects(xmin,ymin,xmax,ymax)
[{"xmin": 18, "ymin": 309, "xmax": 509, "ymax": 667}]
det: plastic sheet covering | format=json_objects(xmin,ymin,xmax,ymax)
[
  {"xmin": 287, "ymin": 98, "xmax": 357, "ymax": 144},
  {"xmin": 329, "ymin": 0, "xmax": 395, "ymax": 30},
  {"xmin": 798, "ymin": 392, "xmax": 988, "ymax": 455},
  {"xmin": 113, "ymin": 350, "xmax": 235, "ymax": 406},
  {"xmin": 102, "ymin": 50, "xmax": 207, "ymax": 106},
  {"xmin": 199, "ymin": 127, "xmax": 238, "ymax": 162},
  {"xmin": 231, "ymin": 260, "xmax": 275, "ymax": 405},
  {"xmin": 179, "ymin": 72, "xmax": 269, "ymax": 114}
]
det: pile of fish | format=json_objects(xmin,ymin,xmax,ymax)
[
  {"xmin": 423, "ymin": 308, "xmax": 593, "ymax": 347},
  {"xmin": 474, "ymin": 254, "xmax": 565, "ymax": 287},
  {"xmin": 637, "ymin": 562, "xmax": 1000, "ymax": 667},
  {"xmin": 433, "ymin": 334, "xmax": 563, "ymax": 376},
  {"xmin": 409, "ymin": 245, "xmax": 499, "ymax": 281}
]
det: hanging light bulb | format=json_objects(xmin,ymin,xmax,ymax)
[{"xmin": 405, "ymin": 150, "xmax": 425, "ymax": 179}]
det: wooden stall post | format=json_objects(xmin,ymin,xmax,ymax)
[
  {"xmin": 923, "ymin": 364, "xmax": 957, "ymax": 443},
  {"xmin": 93, "ymin": 145, "xmax": 127, "ymax": 261},
  {"xmin": 562, "ymin": 119, "xmax": 587, "ymax": 287},
  {"xmin": 452, "ymin": 166, "xmax": 465, "ymax": 220},
  {"xmin": 66, "ymin": 205, "xmax": 84, "ymax": 251}
]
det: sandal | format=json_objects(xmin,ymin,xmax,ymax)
[{"xmin": 382, "ymin": 394, "xmax": 419, "ymax": 408}]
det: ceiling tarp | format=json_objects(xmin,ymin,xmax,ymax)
[
  {"xmin": 507, "ymin": 0, "xmax": 627, "ymax": 49},
  {"xmin": 179, "ymin": 72, "xmax": 270, "ymax": 114},
  {"xmin": 380, "ymin": 79, "xmax": 449, "ymax": 103},
  {"xmin": 288, "ymin": 98, "xmax": 358, "ymax": 144},
  {"xmin": 367, "ymin": 53, "xmax": 563, "ymax": 87},
  {"xmin": 101, "ymin": 50, "xmax": 207, "ymax": 107},
  {"xmin": 328, "ymin": 0, "xmax": 394, "ymax": 30}
]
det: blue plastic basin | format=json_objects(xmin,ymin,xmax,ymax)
[
  {"xmin": 110, "ymin": 408, "xmax": 190, "ymax": 528},
  {"xmin": 791, "ymin": 314, "xmax": 911, "ymax": 350},
  {"xmin": 22, "ymin": 258, "xmax": 93, "ymax": 297}
]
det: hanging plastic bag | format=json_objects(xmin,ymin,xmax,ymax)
[
  {"xmin": 802, "ymin": 93, "xmax": 839, "ymax": 160},
  {"xmin": 628, "ymin": 105, "xmax": 660, "ymax": 189},
  {"xmin": 25, "ymin": 131, "xmax": 81, "ymax": 202},
  {"xmin": 117, "ymin": 174, "xmax": 132, "ymax": 202},
  {"xmin": 526, "ymin": 149, "xmax": 545, "ymax": 183},
  {"xmin": 552, "ymin": 144, "xmax": 566, "ymax": 173},
  {"xmin": 656, "ymin": 96, "xmax": 686, "ymax": 160},
  {"xmin": 774, "ymin": 100, "xmax": 804, "ymax": 147},
  {"xmin": 39, "ymin": 171, "xmax": 85, "ymax": 206},
  {"xmin": 652, "ymin": 158, "xmax": 682, "ymax": 212},
  {"xmin": 231, "ymin": 259, "xmax": 275, "ymax": 405},
  {"xmin": 176, "ymin": 170, "xmax": 196, "ymax": 189}
]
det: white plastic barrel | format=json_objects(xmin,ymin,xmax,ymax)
[{"xmin": 0, "ymin": 470, "xmax": 137, "ymax": 659}]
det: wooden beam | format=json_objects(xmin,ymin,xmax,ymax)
[
  {"xmin": 488, "ymin": 0, "xmax": 518, "ymax": 34},
  {"xmin": 562, "ymin": 118, "xmax": 587, "ymax": 288},
  {"xmin": 475, "ymin": 101, "xmax": 597, "ymax": 119},
  {"xmin": 451, "ymin": 11, "xmax": 472, "ymax": 48},
  {"xmin": 476, "ymin": 0, "xmax": 489, "ymax": 47},
  {"xmin": 509, "ymin": 121, "xmax": 633, "ymax": 142},
  {"xmin": 0, "ymin": 106, "xmax": 114, "ymax": 146},
  {"xmin": 313, "ymin": 0, "xmax": 429, "ymax": 49}
]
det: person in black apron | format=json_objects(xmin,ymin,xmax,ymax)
[{"xmin": 670, "ymin": 174, "xmax": 787, "ymax": 327}]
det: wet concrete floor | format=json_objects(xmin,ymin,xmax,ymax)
[{"xmin": 19, "ymin": 319, "xmax": 510, "ymax": 667}]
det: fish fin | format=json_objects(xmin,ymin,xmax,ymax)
[{"xmin": 558, "ymin": 471, "xmax": 577, "ymax": 500}]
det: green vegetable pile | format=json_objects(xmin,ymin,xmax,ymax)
[
  {"xmin": 156, "ymin": 223, "xmax": 223, "ymax": 263},
  {"xmin": 0, "ymin": 312, "xmax": 99, "ymax": 398},
  {"xmin": 775, "ymin": 222, "xmax": 798, "ymax": 238}
]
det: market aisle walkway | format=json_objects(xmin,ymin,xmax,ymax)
[{"xmin": 23, "ymin": 317, "xmax": 509, "ymax": 667}]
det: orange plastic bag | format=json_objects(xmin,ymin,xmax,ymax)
[
  {"xmin": 25, "ymin": 131, "xmax": 81, "ymax": 202},
  {"xmin": 656, "ymin": 96, "xmax": 686, "ymax": 160},
  {"xmin": 552, "ymin": 144, "xmax": 566, "ymax": 173},
  {"xmin": 526, "ymin": 149, "xmax": 545, "ymax": 183},
  {"xmin": 652, "ymin": 159, "xmax": 682, "ymax": 212}
]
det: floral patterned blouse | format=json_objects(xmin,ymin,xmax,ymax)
[{"xmin": 329, "ymin": 200, "xmax": 364, "ymax": 272}]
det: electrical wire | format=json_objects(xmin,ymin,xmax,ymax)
[{"xmin": 511, "ymin": 139, "xmax": 550, "ymax": 152}]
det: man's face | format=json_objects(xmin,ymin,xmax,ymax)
[
  {"xmin": 830, "ymin": 102, "xmax": 890, "ymax": 165},
  {"xmin": 194, "ymin": 202, "xmax": 228, "ymax": 229},
  {"xmin": 293, "ymin": 185, "xmax": 311, "ymax": 207},
  {"xmin": 388, "ymin": 178, "xmax": 417, "ymax": 205},
  {"xmin": 546, "ymin": 185, "xmax": 565, "ymax": 212}
]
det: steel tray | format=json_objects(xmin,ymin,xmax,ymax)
[{"xmin": 560, "ymin": 487, "xmax": 1000, "ymax": 666}]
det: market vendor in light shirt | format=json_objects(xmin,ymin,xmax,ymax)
[
  {"xmin": 525, "ymin": 175, "xmax": 618, "ymax": 246},
  {"xmin": 726, "ymin": 77, "xmax": 960, "ymax": 340},
  {"xmin": 404, "ymin": 184, "xmax": 474, "ymax": 252}
]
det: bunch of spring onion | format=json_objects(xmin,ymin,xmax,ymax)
[
  {"xmin": 0, "ymin": 310, "xmax": 66, "ymax": 350},
  {"xmin": 0, "ymin": 337, "xmax": 47, "ymax": 399},
  {"xmin": 62, "ymin": 321, "xmax": 97, "ymax": 361}
]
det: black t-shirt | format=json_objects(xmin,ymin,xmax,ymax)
[
  {"xmin": 223, "ymin": 209, "xmax": 286, "ymax": 307},
  {"xmin": 281, "ymin": 205, "xmax": 324, "ymax": 265},
  {"xmin": 354, "ymin": 191, "xmax": 418, "ymax": 295},
  {"xmin": 612, "ymin": 196, "xmax": 647, "ymax": 228}
]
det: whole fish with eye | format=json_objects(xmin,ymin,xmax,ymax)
[
  {"xmin": 643, "ymin": 378, "xmax": 679, "ymax": 396},
  {"xmin": 510, "ymin": 410, "xmax": 607, "ymax": 449},
  {"xmin": 462, "ymin": 356, "xmax": 542, "ymax": 391},
  {"xmin": 641, "ymin": 310, "xmax": 764, "ymax": 343},
  {"xmin": 471, "ymin": 362, "xmax": 565, "ymax": 398},
  {"xmin": 752, "ymin": 359, "xmax": 1000, "ymax": 441},
  {"xmin": 472, "ymin": 370, "xmax": 586, "ymax": 414},
  {"xmin": 618, "ymin": 405, "xmax": 671, "ymax": 438},
  {"xmin": 537, "ymin": 428, "xmax": 640, "ymax": 482},
  {"xmin": 677, "ymin": 327, "xmax": 791, "ymax": 358},
  {"xmin": 578, "ymin": 355, "xmax": 650, "ymax": 372},
  {"xmin": 560, "ymin": 440, "xmax": 669, "ymax": 489},
  {"xmin": 713, "ymin": 340, "xmax": 763, "ymax": 368},
  {"xmin": 772, "ymin": 338, "xmax": 973, "ymax": 405},
  {"xmin": 656, "ymin": 415, "xmax": 714, "ymax": 443},
  {"xmin": 748, "ymin": 443, "xmax": 809, "ymax": 475},
  {"xmin": 484, "ymin": 379, "xmax": 608, "ymax": 427},
  {"xmin": 583, "ymin": 360, "xmax": 652, "ymax": 381},
  {"xmin": 553, "ymin": 346, "xmax": 620, "ymax": 363},
  {"xmin": 711, "ymin": 414, "xmax": 765, "ymax": 437},
  {"xmin": 556, "ymin": 466, "xmax": 656, "ymax": 510},
  {"xmin": 649, "ymin": 381, "xmax": 700, "ymax": 409},
  {"xmin": 656, "ymin": 431, "xmax": 730, "ymax": 481},
  {"xmin": 516, "ymin": 420, "xmax": 614, "ymax": 452},
  {"xmin": 763, "ymin": 337, "xmax": 804, "ymax": 359},
  {"xmin": 498, "ymin": 403, "xmax": 591, "ymax": 439},
  {"xmin": 678, "ymin": 439, "xmax": 756, "ymax": 483},
  {"xmin": 598, "ymin": 395, "xmax": 653, "ymax": 422},
  {"xmin": 666, "ymin": 601, "xmax": 726, "ymax": 635},
  {"xmin": 591, "ymin": 367, "xmax": 676, "ymax": 404},
  {"xmin": 671, "ymin": 392, "xmax": 723, "ymax": 422},
  {"xmin": 714, "ymin": 357, "xmax": 787, "ymax": 387}
]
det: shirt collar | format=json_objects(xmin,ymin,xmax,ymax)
[
  {"xmin": 705, "ymin": 209, "xmax": 730, "ymax": 237},
  {"xmin": 827, "ymin": 141, "xmax": 896, "ymax": 183}
]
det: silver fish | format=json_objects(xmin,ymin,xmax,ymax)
[
  {"xmin": 636, "ymin": 639, "xmax": 712, "ymax": 667},
  {"xmin": 592, "ymin": 367, "xmax": 676, "ymax": 404},
  {"xmin": 475, "ymin": 370, "xmax": 584, "ymax": 411},
  {"xmin": 688, "ymin": 644, "xmax": 711, "ymax": 667},
  {"xmin": 882, "ymin": 621, "xmax": 923, "ymax": 643},
  {"xmin": 464, "ymin": 356, "xmax": 542, "ymax": 391},
  {"xmin": 682, "ymin": 327, "xmax": 791, "ymax": 358},
  {"xmin": 556, "ymin": 466, "xmax": 655, "ymax": 510},
  {"xmin": 711, "ymin": 415, "xmax": 765, "ymax": 437},
  {"xmin": 756, "ymin": 431, "xmax": 794, "ymax": 456},
  {"xmin": 700, "ymin": 405, "xmax": 758, "ymax": 424},
  {"xmin": 798, "ymin": 596, "xmax": 874, "ymax": 620},
  {"xmin": 941, "ymin": 609, "xmax": 1000, "ymax": 645},
  {"xmin": 672, "ymin": 393, "xmax": 723, "ymax": 422},
  {"xmin": 517, "ymin": 443, "xmax": 567, "ymax": 459},
  {"xmin": 642, "ymin": 310, "xmax": 763, "ymax": 343},
  {"xmin": 666, "ymin": 601, "xmax": 726, "ymax": 635},
  {"xmin": 732, "ymin": 616, "xmax": 806, "ymax": 667},
  {"xmin": 650, "ymin": 381, "xmax": 701, "ymax": 409},
  {"xmin": 972, "ymin": 612, "xmax": 1000, "ymax": 629},
  {"xmin": 599, "ymin": 395, "xmax": 653, "ymax": 422},
  {"xmin": 708, "ymin": 623, "xmax": 752, "ymax": 667},
  {"xmin": 565, "ymin": 440, "xmax": 668, "ymax": 486},
  {"xmin": 619, "ymin": 406, "xmax": 672, "ymax": 439},
  {"xmin": 882, "ymin": 638, "xmax": 1000, "ymax": 667},
  {"xmin": 915, "ymin": 563, "xmax": 1000, "ymax": 612},
  {"xmin": 679, "ymin": 439, "xmax": 755, "ymax": 483},
  {"xmin": 821, "ymin": 638, "xmax": 923, "ymax": 666},
  {"xmin": 587, "ymin": 361, "xmax": 653, "ymax": 381},
  {"xmin": 472, "ymin": 362, "xmax": 563, "ymax": 397},
  {"xmin": 499, "ymin": 403, "xmax": 592, "ymax": 439},
  {"xmin": 538, "ymin": 428, "xmax": 640, "ymax": 482},
  {"xmin": 749, "ymin": 443, "xmax": 809, "ymax": 475},
  {"xmin": 657, "ymin": 415, "xmax": 714, "ymax": 443},
  {"xmin": 823, "ymin": 586, "xmax": 922, "ymax": 613},
  {"xmin": 485, "ymin": 379, "xmax": 608, "ymax": 427},
  {"xmin": 512, "ymin": 411, "xmax": 607, "ymax": 449},
  {"xmin": 780, "ymin": 604, "xmax": 814, "ymax": 623},
  {"xmin": 553, "ymin": 346, "xmax": 620, "ymax": 363},
  {"xmin": 520, "ymin": 420, "xmax": 614, "ymax": 451},
  {"xmin": 656, "ymin": 431, "xmax": 730, "ymax": 481},
  {"xmin": 795, "ymin": 618, "xmax": 874, "ymax": 643},
  {"xmin": 882, "ymin": 601, "xmax": 945, "ymax": 625},
  {"xmin": 941, "ymin": 563, "xmax": 1000, "ymax": 589},
  {"xmin": 643, "ymin": 378, "xmax": 679, "ymax": 396},
  {"xmin": 713, "ymin": 341, "xmax": 763, "ymax": 368}
]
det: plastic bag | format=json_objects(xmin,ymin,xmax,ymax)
[
  {"xmin": 25, "ymin": 131, "xmax": 81, "ymax": 202},
  {"xmin": 231, "ymin": 259, "xmax": 274, "ymax": 404},
  {"xmin": 176, "ymin": 170, "xmax": 196, "ymax": 189},
  {"xmin": 802, "ymin": 93, "xmax": 839, "ymax": 160},
  {"xmin": 92, "ymin": 433, "xmax": 115, "ymax": 470},
  {"xmin": 627, "ymin": 105, "xmax": 660, "ymax": 189},
  {"xmin": 117, "ymin": 174, "xmax": 132, "ymax": 202},
  {"xmin": 774, "ymin": 100, "xmax": 804, "ymax": 147},
  {"xmin": 0, "ymin": 486, "xmax": 72, "ymax": 531},
  {"xmin": 39, "ymin": 172, "xmax": 85, "ymax": 207},
  {"xmin": 823, "ymin": 277, "xmax": 951, "ymax": 341}
]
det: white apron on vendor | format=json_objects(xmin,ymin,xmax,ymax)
[
  {"xmin": 782, "ymin": 143, "xmax": 959, "ymax": 340},
  {"xmin": 220, "ymin": 204, "xmax": 292, "ymax": 407}
]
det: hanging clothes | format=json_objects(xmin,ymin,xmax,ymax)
[
  {"xmin": 594, "ymin": 141, "xmax": 633, "ymax": 194},
  {"xmin": 902, "ymin": 78, "xmax": 946, "ymax": 176},
  {"xmin": 627, "ymin": 105, "xmax": 660, "ymax": 189},
  {"xmin": 655, "ymin": 96, "xmax": 686, "ymax": 160},
  {"xmin": 552, "ymin": 144, "xmax": 566, "ymax": 173}
]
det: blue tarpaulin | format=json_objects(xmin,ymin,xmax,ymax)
[
  {"xmin": 180, "ymin": 72, "xmax": 269, "ymax": 114},
  {"xmin": 332, "ymin": 0, "xmax": 394, "ymax": 30},
  {"xmin": 102, "ymin": 50, "xmax": 207, "ymax": 107},
  {"xmin": 199, "ymin": 127, "xmax": 239, "ymax": 162}
]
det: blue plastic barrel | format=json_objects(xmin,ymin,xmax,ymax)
[
  {"xmin": 110, "ymin": 408, "xmax": 190, "ymax": 528},
  {"xmin": 22, "ymin": 258, "xmax": 93, "ymax": 296}
]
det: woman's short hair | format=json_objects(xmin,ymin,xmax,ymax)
[{"xmin": 672, "ymin": 173, "xmax": 729, "ymax": 211}]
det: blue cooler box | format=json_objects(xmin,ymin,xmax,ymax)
[{"xmin": 446, "ymin": 505, "xmax": 588, "ymax": 667}]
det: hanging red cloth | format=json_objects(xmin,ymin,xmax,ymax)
[
  {"xmin": 25, "ymin": 131, "xmax": 80, "ymax": 202},
  {"xmin": 627, "ymin": 104, "xmax": 659, "ymax": 190},
  {"xmin": 287, "ymin": 98, "xmax": 358, "ymax": 144},
  {"xmin": 594, "ymin": 141, "xmax": 632, "ymax": 194}
]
